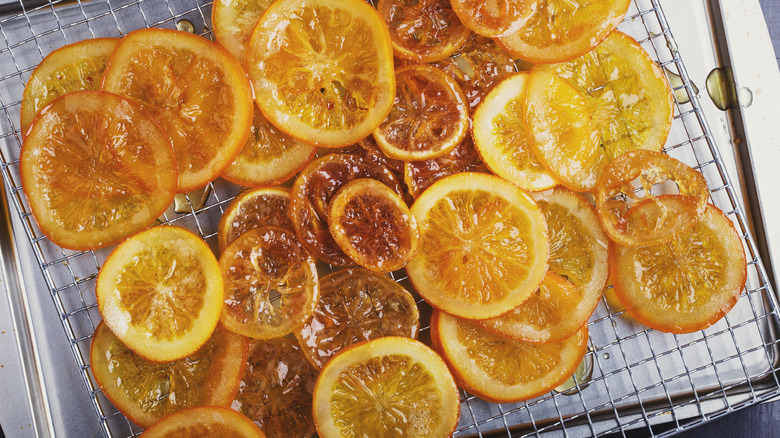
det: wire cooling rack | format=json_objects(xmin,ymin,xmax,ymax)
[{"xmin": 0, "ymin": 0, "xmax": 779, "ymax": 437}]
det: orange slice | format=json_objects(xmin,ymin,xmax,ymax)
[
  {"xmin": 403, "ymin": 136, "xmax": 484, "ymax": 198},
  {"xmin": 90, "ymin": 322, "xmax": 249, "ymax": 428},
  {"xmin": 295, "ymin": 267, "xmax": 420, "ymax": 369},
  {"xmin": 95, "ymin": 226, "xmax": 224, "ymax": 362},
  {"xmin": 20, "ymin": 90, "xmax": 177, "ymax": 251},
  {"xmin": 21, "ymin": 37, "xmax": 118, "ymax": 135},
  {"xmin": 140, "ymin": 406, "xmax": 264, "ymax": 438},
  {"xmin": 102, "ymin": 28, "xmax": 253, "ymax": 192},
  {"xmin": 328, "ymin": 178, "xmax": 420, "ymax": 272},
  {"xmin": 431, "ymin": 310, "xmax": 588, "ymax": 403},
  {"xmin": 374, "ymin": 64, "xmax": 469, "ymax": 161},
  {"xmin": 313, "ymin": 337, "xmax": 460, "ymax": 438},
  {"xmin": 246, "ymin": 0, "xmax": 395, "ymax": 148},
  {"xmin": 472, "ymin": 72, "xmax": 558, "ymax": 191},
  {"xmin": 212, "ymin": 0, "xmax": 274, "ymax": 61},
  {"xmin": 219, "ymin": 227, "xmax": 319, "ymax": 339},
  {"xmin": 217, "ymin": 187, "xmax": 293, "ymax": 253},
  {"xmin": 450, "ymin": 0, "xmax": 524, "ymax": 38},
  {"xmin": 406, "ymin": 172, "xmax": 549, "ymax": 319}
]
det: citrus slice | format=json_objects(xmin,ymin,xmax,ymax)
[
  {"xmin": 497, "ymin": 0, "xmax": 631, "ymax": 64},
  {"xmin": 246, "ymin": 0, "xmax": 395, "ymax": 148},
  {"xmin": 212, "ymin": 0, "xmax": 274, "ymax": 61},
  {"xmin": 374, "ymin": 64, "xmax": 469, "ymax": 161},
  {"xmin": 431, "ymin": 310, "xmax": 588, "ymax": 403},
  {"xmin": 612, "ymin": 203, "xmax": 747, "ymax": 333},
  {"xmin": 524, "ymin": 31, "xmax": 675, "ymax": 192},
  {"xmin": 90, "ymin": 322, "xmax": 249, "ymax": 428},
  {"xmin": 377, "ymin": 0, "xmax": 471, "ymax": 63},
  {"xmin": 472, "ymin": 72, "xmax": 558, "ymax": 191},
  {"xmin": 290, "ymin": 153, "xmax": 402, "ymax": 266},
  {"xmin": 450, "ymin": 0, "xmax": 524, "ymax": 38},
  {"xmin": 406, "ymin": 172, "xmax": 549, "ymax": 319},
  {"xmin": 21, "ymin": 37, "xmax": 118, "ymax": 135},
  {"xmin": 313, "ymin": 337, "xmax": 460, "ymax": 438},
  {"xmin": 102, "ymin": 28, "xmax": 253, "ymax": 192},
  {"xmin": 96, "ymin": 226, "xmax": 223, "ymax": 362},
  {"xmin": 221, "ymin": 106, "xmax": 317, "ymax": 187},
  {"xmin": 403, "ymin": 136, "xmax": 484, "ymax": 198},
  {"xmin": 295, "ymin": 267, "xmax": 420, "ymax": 369},
  {"xmin": 217, "ymin": 187, "xmax": 293, "ymax": 253},
  {"xmin": 20, "ymin": 90, "xmax": 177, "ymax": 251},
  {"xmin": 328, "ymin": 179, "xmax": 420, "ymax": 272},
  {"xmin": 595, "ymin": 149, "xmax": 710, "ymax": 247},
  {"xmin": 357, "ymin": 135, "xmax": 405, "ymax": 173},
  {"xmin": 219, "ymin": 227, "xmax": 319, "ymax": 340},
  {"xmin": 141, "ymin": 406, "xmax": 265, "ymax": 438},
  {"xmin": 232, "ymin": 338, "xmax": 319, "ymax": 438}
]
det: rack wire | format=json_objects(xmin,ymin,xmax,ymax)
[{"xmin": 0, "ymin": 0, "xmax": 778, "ymax": 436}]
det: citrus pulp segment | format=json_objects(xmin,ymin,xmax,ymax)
[
  {"xmin": 313, "ymin": 336, "xmax": 460, "ymax": 438},
  {"xmin": 212, "ymin": 0, "xmax": 274, "ymax": 61},
  {"xmin": 450, "ymin": 0, "xmax": 524, "ymax": 37},
  {"xmin": 95, "ymin": 226, "xmax": 223, "ymax": 362},
  {"xmin": 295, "ymin": 267, "xmax": 420, "ymax": 370},
  {"xmin": 140, "ymin": 406, "xmax": 266, "ymax": 438},
  {"xmin": 432, "ymin": 310, "xmax": 588, "ymax": 403},
  {"xmin": 217, "ymin": 187, "xmax": 293, "ymax": 253},
  {"xmin": 246, "ymin": 0, "xmax": 395, "ymax": 148},
  {"xmin": 472, "ymin": 72, "xmax": 558, "ymax": 191},
  {"xmin": 21, "ymin": 38, "xmax": 118, "ymax": 134},
  {"xmin": 20, "ymin": 90, "xmax": 177, "ymax": 251},
  {"xmin": 90, "ymin": 322, "xmax": 249, "ymax": 428},
  {"xmin": 219, "ymin": 227, "xmax": 319, "ymax": 340},
  {"xmin": 406, "ymin": 172, "xmax": 549, "ymax": 319},
  {"xmin": 101, "ymin": 28, "xmax": 253, "ymax": 192}
]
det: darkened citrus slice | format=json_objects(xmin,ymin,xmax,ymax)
[
  {"xmin": 212, "ymin": 0, "xmax": 274, "ymax": 61},
  {"xmin": 403, "ymin": 136, "xmax": 485, "ymax": 198},
  {"xmin": 141, "ymin": 406, "xmax": 265, "ymax": 438},
  {"xmin": 217, "ymin": 187, "xmax": 293, "ymax": 253}
]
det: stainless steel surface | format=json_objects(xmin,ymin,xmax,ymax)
[{"xmin": 1, "ymin": 0, "xmax": 779, "ymax": 437}]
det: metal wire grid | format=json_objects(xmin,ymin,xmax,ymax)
[{"xmin": 0, "ymin": 0, "xmax": 778, "ymax": 436}]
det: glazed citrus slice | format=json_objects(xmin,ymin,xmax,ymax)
[
  {"xmin": 328, "ymin": 179, "xmax": 420, "ymax": 272},
  {"xmin": 219, "ymin": 227, "xmax": 319, "ymax": 340},
  {"xmin": 406, "ymin": 172, "xmax": 549, "ymax": 319},
  {"xmin": 313, "ymin": 337, "xmax": 460, "ymax": 438},
  {"xmin": 356, "ymin": 135, "xmax": 405, "ymax": 173},
  {"xmin": 595, "ymin": 149, "xmax": 710, "ymax": 247},
  {"xmin": 20, "ymin": 90, "xmax": 177, "ymax": 251},
  {"xmin": 217, "ymin": 187, "xmax": 293, "ymax": 252},
  {"xmin": 20, "ymin": 37, "xmax": 117, "ymax": 134},
  {"xmin": 404, "ymin": 136, "xmax": 484, "ymax": 198},
  {"xmin": 472, "ymin": 72, "xmax": 558, "ymax": 191},
  {"xmin": 141, "ymin": 406, "xmax": 265, "ymax": 438},
  {"xmin": 232, "ymin": 338, "xmax": 319, "ymax": 438},
  {"xmin": 96, "ymin": 226, "xmax": 223, "ymax": 362},
  {"xmin": 377, "ymin": 0, "xmax": 471, "ymax": 62},
  {"xmin": 90, "ymin": 322, "xmax": 249, "ymax": 428},
  {"xmin": 612, "ymin": 203, "xmax": 747, "ymax": 333},
  {"xmin": 290, "ymin": 153, "xmax": 402, "ymax": 266},
  {"xmin": 295, "ymin": 267, "xmax": 420, "ymax": 369},
  {"xmin": 524, "ymin": 31, "xmax": 675, "ymax": 192},
  {"xmin": 102, "ymin": 28, "xmax": 253, "ymax": 192},
  {"xmin": 431, "ymin": 310, "xmax": 588, "ymax": 403},
  {"xmin": 246, "ymin": 0, "xmax": 395, "ymax": 148},
  {"xmin": 450, "ymin": 0, "xmax": 523, "ymax": 38},
  {"xmin": 374, "ymin": 64, "xmax": 469, "ymax": 161},
  {"xmin": 212, "ymin": 0, "xmax": 274, "ymax": 61},
  {"xmin": 497, "ymin": 0, "xmax": 631, "ymax": 64}
]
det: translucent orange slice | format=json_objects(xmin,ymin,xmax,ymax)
[
  {"xmin": 217, "ymin": 187, "xmax": 293, "ymax": 253},
  {"xmin": 450, "ymin": 0, "xmax": 524, "ymax": 38},
  {"xmin": 212, "ymin": 0, "xmax": 274, "ymax": 61},
  {"xmin": 142, "ymin": 407, "xmax": 265, "ymax": 438}
]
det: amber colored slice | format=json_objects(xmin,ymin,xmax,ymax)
[
  {"xmin": 217, "ymin": 187, "xmax": 293, "ymax": 253},
  {"xmin": 141, "ymin": 406, "xmax": 265, "ymax": 438},
  {"xmin": 212, "ymin": 0, "xmax": 274, "ymax": 61},
  {"xmin": 404, "ymin": 136, "xmax": 484, "ymax": 198},
  {"xmin": 451, "ymin": 0, "xmax": 524, "ymax": 38}
]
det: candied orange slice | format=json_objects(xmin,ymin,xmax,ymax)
[
  {"xmin": 102, "ymin": 28, "xmax": 253, "ymax": 192},
  {"xmin": 142, "ymin": 407, "xmax": 265, "ymax": 438},
  {"xmin": 246, "ymin": 0, "xmax": 395, "ymax": 148},
  {"xmin": 524, "ymin": 31, "xmax": 675, "ymax": 192},
  {"xmin": 403, "ymin": 136, "xmax": 484, "ymax": 198},
  {"xmin": 432, "ymin": 310, "xmax": 588, "ymax": 403},
  {"xmin": 328, "ymin": 179, "xmax": 419, "ymax": 272},
  {"xmin": 497, "ymin": 0, "xmax": 631, "ymax": 64},
  {"xmin": 612, "ymin": 204, "xmax": 747, "ymax": 333},
  {"xmin": 21, "ymin": 38, "xmax": 117, "ymax": 134},
  {"xmin": 20, "ymin": 90, "xmax": 177, "ymax": 251},
  {"xmin": 295, "ymin": 267, "xmax": 420, "ymax": 369},
  {"xmin": 406, "ymin": 172, "xmax": 548, "ymax": 319},
  {"xmin": 472, "ymin": 72, "xmax": 557, "ymax": 191},
  {"xmin": 95, "ymin": 226, "xmax": 223, "ymax": 362},
  {"xmin": 377, "ymin": 0, "xmax": 471, "ymax": 63},
  {"xmin": 90, "ymin": 322, "xmax": 249, "ymax": 428},
  {"xmin": 219, "ymin": 227, "xmax": 319, "ymax": 339},
  {"xmin": 217, "ymin": 187, "xmax": 293, "ymax": 253},
  {"xmin": 451, "ymin": 0, "xmax": 523, "ymax": 38},
  {"xmin": 313, "ymin": 337, "xmax": 460, "ymax": 438},
  {"xmin": 212, "ymin": 0, "xmax": 274, "ymax": 61},
  {"xmin": 221, "ymin": 106, "xmax": 317, "ymax": 188},
  {"xmin": 595, "ymin": 149, "xmax": 710, "ymax": 247},
  {"xmin": 232, "ymin": 338, "xmax": 319, "ymax": 438}
]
